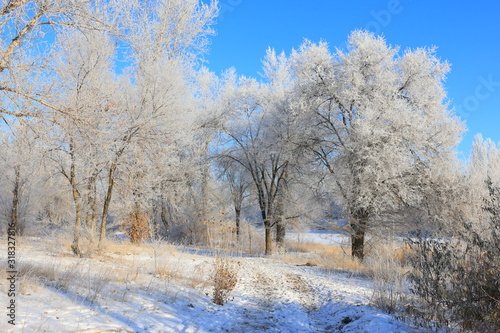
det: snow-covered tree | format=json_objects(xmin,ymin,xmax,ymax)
[
  {"xmin": 28, "ymin": 0, "xmax": 219, "ymax": 253},
  {"xmin": 0, "ymin": 121, "xmax": 43, "ymax": 235},
  {"xmin": 465, "ymin": 134, "xmax": 500, "ymax": 235},
  {"xmin": 219, "ymin": 48, "xmax": 315, "ymax": 253},
  {"xmin": 217, "ymin": 150, "xmax": 251, "ymax": 239},
  {"xmin": 292, "ymin": 31, "xmax": 464, "ymax": 259},
  {"xmin": 219, "ymin": 75, "xmax": 285, "ymax": 254},
  {"xmin": 0, "ymin": 0, "xmax": 116, "ymax": 118}
]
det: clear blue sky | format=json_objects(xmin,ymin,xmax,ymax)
[{"xmin": 204, "ymin": 0, "xmax": 500, "ymax": 159}]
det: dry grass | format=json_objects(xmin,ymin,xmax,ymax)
[
  {"xmin": 101, "ymin": 240, "xmax": 148, "ymax": 256},
  {"xmin": 41, "ymin": 232, "xmax": 177, "ymax": 259},
  {"xmin": 0, "ymin": 259, "xmax": 41, "ymax": 295},
  {"xmin": 365, "ymin": 243, "xmax": 412, "ymax": 313},
  {"xmin": 41, "ymin": 230, "xmax": 101, "ymax": 258},
  {"xmin": 370, "ymin": 242, "xmax": 413, "ymax": 266},
  {"xmin": 103, "ymin": 239, "xmax": 211, "ymax": 290},
  {"xmin": 285, "ymin": 240, "xmax": 412, "ymax": 273},
  {"xmin": 152, "ymin": 258, "xmax": 178, "ymax": 280},
  {"xmin": 285, "ymin": 241, "xmax": 366, "ymax": 272},
  {"xmin": 11, "ymin": 236, "xmax": 208, "ymax": 298},
  {"xmin": 100, "ymin": 238, "xmax": 176, "ymax": 256},
  {"xmin": 15, "ymin": 259, "xmax": 81, "ymax": 293},
  {"xmin": 16, "ymin": 259, "xmax": 114, "ymax": 304}
]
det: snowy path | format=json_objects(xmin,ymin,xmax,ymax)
[{"xmin": 213, "ymin": 257, "xmax": 410, "ymax": 333}]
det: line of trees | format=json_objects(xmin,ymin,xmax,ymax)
[{"xmin": 1, "ymin": 0, "xmax": 497, "ymax": 261}]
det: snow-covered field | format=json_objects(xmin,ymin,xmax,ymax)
[{"xmin": 0, "ymin": 236, "xmax": 421, "ymax": 332}]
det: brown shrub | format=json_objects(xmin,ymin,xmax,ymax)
[
  {"xmin": 127, "ymin": 210, "xmax": 150, "ymax": 243},
  {"xmin": 212, "ymin": 256, "xmax": 238, "ymax": 305}
]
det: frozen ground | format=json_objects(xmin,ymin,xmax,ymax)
[{"xmin": 0, "ymin": 236, "xmax": 422, "ymax": 332}]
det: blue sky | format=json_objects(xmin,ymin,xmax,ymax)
[{"xmin": 204, "ymin": 0, "xmax": 500, "ymax": 159}]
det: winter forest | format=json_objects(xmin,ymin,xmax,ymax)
[{"xmin": 1, "ymin": 1, "xmax": 498, "ymax": 332}]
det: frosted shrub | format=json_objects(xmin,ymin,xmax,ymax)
[
  {"xmin": 406, "ymin": 181, "xmax": 500, "ymax": 332},
  {"xmin": 212, "ymin": 256, "xmax": 238, "ymax": 305}
]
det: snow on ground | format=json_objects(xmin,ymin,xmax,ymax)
[
  {"xmin": 286, "ymin": 231, "xmax": 350, "ymax": 246},
  {"xmin": 0, "ymin": 236, "xmax": 422, "ymax": 332}
]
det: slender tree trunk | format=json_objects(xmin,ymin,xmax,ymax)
[
  {"xmin": 98, "ymin": 163, "xmax": 117, "ymax": 250},
  {"xmin": 231, "ymin": 185, "xmax": 244, "ymax": 241},
  {"xmin": 10, "ymin": 165, "xmax": 20, "ymax": 235},
  {"xmin": 97, "ymin": 127, "xmax": 138, "ymax": 249},
  {"xmin": 350, "ymin": 209, "xmax": 369, "ymax": 260},
  {"xmin": 248, "ymin": 222, "xmax": 252, "ymax": 254},
  {"xmin": 200, "ymin": 141, "xmax": 209, "ymax": 243},
  {"xmin": 235, "ymin": 207, "xmax": 241, "ymax": 239},
  {"xmin": 69, "ymin": 144, "xmax": 82, "ymax": 256},
  {"xmin": 85, "ymin": 212, "xmax": 91, "ymax": 229},
  {"xmin": 160, "ymin": 199, "xmax": 170, "ymax": 233},
  {"xmin": 85, "ymin": 172, "xmax": 98, "ymax": 238},
  {"xmin": 71, "ymin": 191, "xmax": 82, "ymax": 256},
  {"xmin": 275, "ymin": 165, "xmax": 288, "ymax": 248},
  {"xmin": 90, "ymin": 186, "xmax": 97, "ymax": 236}
]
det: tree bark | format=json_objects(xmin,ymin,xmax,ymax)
[
  {"xmin": 10, "ymin": 165, "xmax": 20, "ymax": 235},
  {"xmin": 350, "ymin": 209, "xmax": 369, "ymax": 260},
  {"xmin": 256, "ymin": 179, "xmax": 273, "ymax": 255},
  {"xmin": 276, "ymin": 220, "xmax": 285, "ymax": 247},
  {"xmin": 97, "ymin": 127, "xmax": 139, "ymax": 250},
  {"xmin": 274, "ymin": 192, "xmax": 285, "ymax": 247},
  {"xmin": 98, "ymin": 162, "xmax": 117, "ymax": 250},
  {"xmin": 89, "ymin": 189, "xmax": 97, "ymax": 236},
  {"xmin": 261, "ymin": 203, "xmax": 273, "ymax": 255},
  {"xmin": 265, "ymin": 225, "xmax": 272, "ymax": 255},
  {"xmin": 69, "ymin": 144, "xmax": 82, "ymax": 256},
  {"xmin": 200, "ymin": 141, "xmax": 209, "ymax": 243},
  {"xmin": 85, "ymin": 171, "xmax": 98, "ymax": 237},
  {"xmin": 160, "ymin": 199, "xmax": 170, "ymax": 234},
  {"xmin": 235, "ymin": 207, "xmax": 241, "ymax": 239}
]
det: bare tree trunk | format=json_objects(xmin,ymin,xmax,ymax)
[
  {"xmin": 71, "ymin": 191, "xmax": 82, "ymax": 256},
  {"xmin": 69, "ymin": 144, "xmax": 82, "ymax": 256},
  {"xmin": 274, "ymin": 192, "xmax": 285, "ymax": 247},
  {"xmin": 261, "ymin": 202, "xmax": 273, "ymax": 255},
  {"xmin": 248, "ymin": 222, "xmax": 252, "ymax": 254},
  {"xmin": 265, "ymin": 224, "xmax": 272, "ymax": 255},
  {"xmin": 350, "ymin": 209, "xmax": 369, "ymax": 260},
  {"xmin": 235, "ymin": 207, "xmax": 241, "ymax": 239},
  {"xmin": 276, "ymin": 220, "xmax": 285, "ymax": 247},
  {"xmin": 85, "ymin": 212, "xmax": 91, "ymax": 230},
  {"xmin": 160, "ymin": 198, "xmax": 170, "ymax": 233},
  {"xmin": 257, "ymin": 189, "xmax": 273, "ymax": 255},
  {"xmin": 90, "ymin": 186, "xmax": 97, "ymax": 236},
  {"xmin": 351, "ymin": 227, "xmax": 365, "ymax": 260},
  {"xmin": 200, "ymin": 141, "xmax": 210, "ymax": 243},
  {"xmin": 98, "ymin": 162, "xmax": 117, "ymax": 250},
  {"xmin": 85, "ymin": 171, "xmax": 98, "ymax": 238},
  {"xmin": 10, "ymin": 165, "xmax": 20, "ymax": 235}
]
